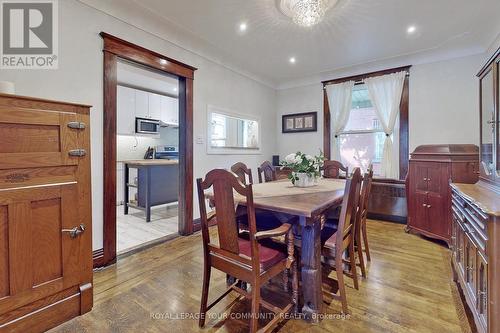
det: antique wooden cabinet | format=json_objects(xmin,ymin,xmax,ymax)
[
  {"xmin": 0, "ymin": 93, "xmax": 93, "ymax": 332},
  {"xmin": 407, "ymin": 144, "xmax": 479, "ymax": 243},
  {"xmin": 450, "ymin": 46, "xmax": 500, "ymax": 333},
  {"xmin": 451, "ymin": 184, "xmax": 500, "ymax": 333}
]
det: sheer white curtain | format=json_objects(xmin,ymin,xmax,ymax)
[
  {"xmin": 326, "ymin": 81, "xmax": 355, "ymax": 160},
  {"xmin": 365, "ymin": 71, "xmax": 406, "ymax": 179}
]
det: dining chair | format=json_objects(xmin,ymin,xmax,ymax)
[
  {"xmin": 323, "ymin": 160, "xmax": 349, "ymax": 179},
  {"xmin": 257, "ymin": 161, "xmax": 276, "ymax": 183},
  {"xmin": 231, "ymin": 162, "xmax": 254, "ymax": 184},
  {"xmin": 275, "ymin": 167, "xmax": 292, "ymax": 180},
  {"xmin": 359, "ymin": 166, "xmax": 374, "ymax": 262},
  {"xmin": 197, "ymin": 169, "xmax": 297, "ymax": 333},
  {"xmin": 320, "ymin": 167, "xmax": 362, "ymax": 314}
]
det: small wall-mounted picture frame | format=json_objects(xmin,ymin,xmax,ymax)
[{"xmin": 282, "ymin": 112, "xmax": 317, "ymax": 133}]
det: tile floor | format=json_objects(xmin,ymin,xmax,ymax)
[{"xmin": 116, "ymin": 203, "xmax": 179, "ymax": 254}]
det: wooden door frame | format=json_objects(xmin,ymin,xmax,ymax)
[{"xmin": 95, "ymin": 32, "xmax": 196, "ymax": 267}]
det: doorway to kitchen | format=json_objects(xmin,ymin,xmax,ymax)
[
  {"xmin": 97, "ymin": 33, "xmax": 196, "ymax": 267},
  {"xmin": 116, "ymin": 60, "xmax": 180, "ymax": 254}
]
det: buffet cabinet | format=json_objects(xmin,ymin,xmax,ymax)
[
  {"xmin": 450, "ymin": 46, "xmax": 500, "ymax": 333},
  {"xmin": 0, "ymin": 93, "xmax": 93, "ymax": 332},
  {"xmin": 407, "ymin": 144, "xmax": 479, "ymax": 243},
  {"xmin": 451, "ymin": 183, "xmax": 500, "ymax": 333}
]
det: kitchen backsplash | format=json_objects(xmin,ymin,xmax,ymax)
[{"xmin": 117, "ymin": 127, "xmax": 179, "ymax": 161}]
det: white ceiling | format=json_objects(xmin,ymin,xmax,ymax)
[{"xmin": 90, "ymin": 0, "xmax": 500, "ymax": 87}]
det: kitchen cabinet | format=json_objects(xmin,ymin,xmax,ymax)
[
  {"xmin": 148, "ymin": 93, "xmax": 162, "ymax": 120},
  {"xmin": 117, "ymin": 86, "xmax": 136, "ymax": 135},
  {"xmin": 160, "ymin": 95, "xmax": 179, "ymax": 126},
  {"xmin": 135, "ymin": 89, "xmax": 149, "ymax": 119}
]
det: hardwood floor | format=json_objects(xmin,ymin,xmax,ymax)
[{"xmin": 49, "ymin": 220, "xmax": 470, "ymax": 333}]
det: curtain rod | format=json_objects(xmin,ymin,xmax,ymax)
[{"xmin": 322, "ymin": 66, "xmax": 411, "ymax": 87}]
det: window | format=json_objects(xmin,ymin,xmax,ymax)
[{"xmin": 338, "ymin": 84, "xmax": 386, "ymax": 176}]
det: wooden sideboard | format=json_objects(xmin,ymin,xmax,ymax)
[
  {"xmin": 450, "ymin": 46, "xmax": 500, "ymax": 333},
  {"xmin": 407, "ymin": 144, "xmax": 479, "ymax": 243},
  {"xmin": 451, "ymin": 182, "xmax": 500, "ymax": 333},
  {"xmin": 0, "ymin": 93, "xmax": 93, "ymax": 332}
]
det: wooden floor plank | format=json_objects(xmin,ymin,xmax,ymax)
[{"xmin": 48, "ymin": 220, "xmax": 470, "ymax": 333}]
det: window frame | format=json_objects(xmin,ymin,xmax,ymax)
[{"xmin": 322, "ymin": 65, "xmax": 410, "ymax": 180}]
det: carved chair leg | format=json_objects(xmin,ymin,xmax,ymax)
[
  {"xmin": 287, "ymin": 230, "xmax": 298, "ymax": 313},
  {"xmin": 362, "ymin": 222, "xmax": 371, "ymax": 261},
  {"xmin": 199, "ymin": 264, "xmax": 212, "ymax": 328},
  {"xmin": 292, "ymin": 259, "xmax": 299, "ymax": 313}
]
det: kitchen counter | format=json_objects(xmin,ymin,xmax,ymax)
[{"xmin": 121, "ymin": 159, "xmax": 179, "ymax": 166}]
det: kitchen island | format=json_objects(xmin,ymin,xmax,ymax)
[{"xmin": 123, "ymin": 159, "xmax": 179, "ymax": 222}]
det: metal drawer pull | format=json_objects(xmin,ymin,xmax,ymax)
[
  {"xmin": 67, "ymin": 121, "xmax": 86, "ymax": 130},
  {"xmin": 62, "ymin": 224, "xmax": 85, "ymax": 239},
  {"xmin": 427, "ymin": 204, "xmax": 432, "ymax": 208},
  {"xmin": 68, "ymin": 149, "xmax": 87, "ymax": 157}
]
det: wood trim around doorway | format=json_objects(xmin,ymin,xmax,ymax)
[{"xmin": 97, "ymin": 32, "xmax": 196, "ymax": 268}]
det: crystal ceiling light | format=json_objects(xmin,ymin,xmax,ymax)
[{"xmin": 278, "ymin": 0, "xmax": 338, "ymax": 27}]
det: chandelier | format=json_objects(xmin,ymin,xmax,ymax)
[{"xmin": 278, "ymin": 0, "xmax": 337, "ymax": 27}]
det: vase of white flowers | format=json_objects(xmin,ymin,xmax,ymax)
[{"xmin": 281, "ymin": 151, "xmax": 324, "ymax": 187}]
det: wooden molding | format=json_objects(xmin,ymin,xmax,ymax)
[
  {"xmin": 99, "ymin": 32, "xmax": 196, "ymax": 267},
  {"xmin": 100, "ymin": 32, "xmax": 197, "ymax": 79}
]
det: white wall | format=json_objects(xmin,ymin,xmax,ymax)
[
  {"xmin": 276, "ymin": 53, "xmax": 484, "ymax": 161},
  {"xmin": 0, "ymin": 0, "xmax": 277, "ymax": 250}
]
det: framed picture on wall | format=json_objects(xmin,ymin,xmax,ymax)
[{"xmin": 282, "ymin": 112, "xmax": 317, "ymax": 133}]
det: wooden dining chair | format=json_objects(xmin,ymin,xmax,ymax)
[
  {"xmin": 320, "ymin": 168, "xmax": 362, "ymax": 314},
  {"xmin": 197, "ymin": 169, "xmax": 297, "ymax": 333},
  {"xmin": 257, "ymin": 161, "xmax": 276, "ymax": 183},
  {"xmin": 359, "ymin": 166, "xmax": 374, "ymax": 262},
  {"xmin": 231, "ymin": 162, "xmax": 254, "ymax": 184},
  {"xmin": 323, "ymin": 160, "xmax": 349, "ymax": 179},
  {"xmin": 275, "ymin": 167, "xmax": 292, "ymax": 180}
]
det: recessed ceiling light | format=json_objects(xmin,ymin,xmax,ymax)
[
  {"xmin": 239, "ymin": 22, "xmax": 247, "ymax": 32},
  {"xmin": 289, "ymin": 57, "xmax": 296, "ymax": 64},
  {"xmin": 407, "ymin": 25, "xmax": 417, "ymax": 34}
]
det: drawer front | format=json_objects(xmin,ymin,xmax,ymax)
[{"xmin": 0, "ymin": 107, "xmax": 86, "ymax": 170}]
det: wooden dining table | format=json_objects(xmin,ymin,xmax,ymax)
[{"xmin": 231, "ymin": 178, "xmax": 346, "ymax": 322}]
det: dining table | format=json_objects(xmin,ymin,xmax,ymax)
[{"xmin": 230, "ymin": 177, "xmax": 346, "ymax": 322}]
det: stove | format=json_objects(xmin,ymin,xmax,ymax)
[{"xmin": 154, "ymin": 145, "xmax": 179, "ymax": 160}]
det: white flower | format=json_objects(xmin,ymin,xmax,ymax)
[
  {"xmin": 294, "ymin": 155, "xmax": 302, "ymax": 164},
  {"xmin": 285, "ymin": 153, "xmax": 296, "ymax": 164},
  {"xmin": 305, "ymin": 154, "xmax": 313, "ymax": 161}
]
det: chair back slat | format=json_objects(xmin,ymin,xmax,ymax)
[
  {"xmin": 323, "ymin": 160, "xmax": 349, "ymax": 179},
  {"xmin": 231, "ymin": 162, "xmax": 254, "ymax": 184},
  {"xmin": 257, "ymin": 161, "xmax": 276, "ymax": 183},
  {"xmin": 336, "ymin": 168, "xmax": 362, "ymax": 251}
]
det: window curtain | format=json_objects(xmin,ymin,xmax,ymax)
[
  {"xmin": 326, "ymin": 81, "xmax": 355, "ymax": 161},
  {"xmin": 365, "ymin": 71, "xmax": 406, "ymax": 179}
]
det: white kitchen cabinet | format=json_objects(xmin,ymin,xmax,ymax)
[
  {"xmin": 117, "ymin": 86, "xmax": 136, "ymax": 135},
  {"xmin": 148, "ymin": 93, "xmax": 162, "ymax": 120},
  {"xmin": 160, "ymin": 95, "xmax": 179, "ymax": 126},
  {"xmin": 135, "ymin": 89, "xmax": 149, "ymax": 119}
]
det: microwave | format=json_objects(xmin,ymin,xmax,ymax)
[{"xmin": 136, "ymin": 117, "xmax": 160, "ymax": 134}]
